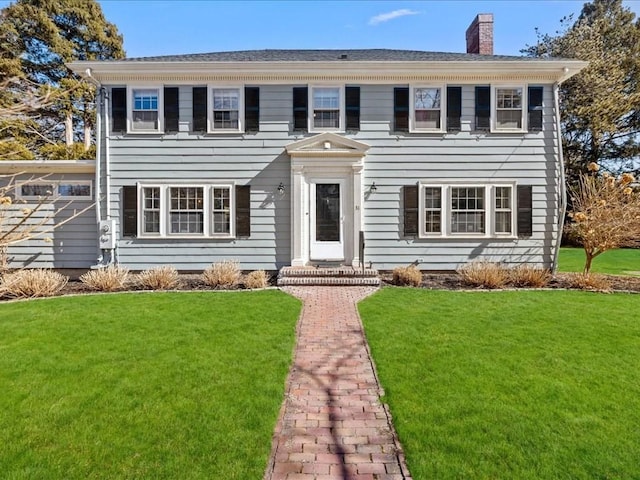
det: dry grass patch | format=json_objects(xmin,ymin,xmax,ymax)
[
  {"xmin": 458, "ymin": 261, "xmax": 508, "ymax": 289},
  {"xmin": 0, "ymin": 269, "xmax": 68, "ymax": 298},
  {"xmin": 509, "ymin": 265, "xmax": 551, "ymax": 288},
  {"xmin": 565, "ymin": 272, "xmax": 612, "ymax": 292},
  {"xmin": 202, "ymin": 260, "xmax": 241, "ymax": 288},
  {"xmin": 244, "ymin": 270, "xmax": 269, "ymax": 289},
  {"xmin": 80, "ymin": 265, "xmax": 129, "ymax": 292},
  {"xmin": 392, "ymin": 265, "xmax": 423, "ymax": 287},
  {"xmin": 136, "ymin": 266, "xmax": 180, "ymax": 290}
]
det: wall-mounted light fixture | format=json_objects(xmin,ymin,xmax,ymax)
[
  {"xmin": 277, "ymin": 182, "xmax": 285, "ymax": 195},
  {"xmin": 370, "ymin": 182, "xmax": 377, "ymax": 193}
]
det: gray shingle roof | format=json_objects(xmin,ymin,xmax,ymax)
[{"xmin": 120, "ymin": 49, "xmax": 536, "ymax": 62}]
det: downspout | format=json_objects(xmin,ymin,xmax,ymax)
[
  {"xmin": 84, "ymin": 69, "xmax": 104, "ymax": 266},
  {"xmin": 552, "ymin": 81, "xmax": 566, "ymax": 273}
]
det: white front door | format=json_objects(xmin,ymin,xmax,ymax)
[{"xmin": 310, "ymin": 180, "xmax": 345, "ymax": 261}]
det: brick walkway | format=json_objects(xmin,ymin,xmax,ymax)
[{"xmin": 265, "ymin": 286, "xmax": 411, "ymax": 480}]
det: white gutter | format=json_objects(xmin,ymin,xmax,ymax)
[{"xmin": 552, "ymin": 81, "xmax": 567, "ymax": 273}]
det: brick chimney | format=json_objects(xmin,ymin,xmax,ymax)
[{"xmin": 466, "ymin": 13, "xmax": 494, "ymax": 55}]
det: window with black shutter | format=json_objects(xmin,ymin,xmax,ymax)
[
  {"xmin": 164, "ymin": 87, "xmax": 179, "ymax": 132},
  {"xmin": 111, "ymin": 87, "xmax": 127, "ymax": 132},
  {"xmin": 528, "ymin": 86, "xmax": 543, "ymax": 132},
  {"xmin": 245, "ymin": 87, "xmax": 260, "ymax": 132},
  {"xmin": 122, "ymin": 186, "xmax": 138, "ymax": 237},
  {"xmin": 235, "ymin": 185, "xmax": 251, "ymax": 237},
  {"xmin": 394, "ymin": 87, "xmax": 409, "ymax": 132},
  {"xmin": 403, "ymin": 185, "xmax": 419, "ymax": 237},
  {"xmin": 447, "ymin": 86, "xmax": 462, "ymax": 132},
  {"xmin": 475, "ymin": 86, "xmax": 491, "ymax": 131},
  {"xmin": 192, "ymin": 87, "xmax": 207, "ymax": 132},
  {"xmin": 345, "ymin": 86, "xmax": 360, "ymax": 131},
  {"xmin": 293, "ymin": 87, "xmax": 308, "ymax": 131},
  {"xmin": 517, "ymin": 185, "xmax": 533, "ymax": 237}
]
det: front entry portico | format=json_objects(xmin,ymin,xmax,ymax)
[{"xmin": 285, "ymin": 132, "xmax": 370, "ymax": 267}]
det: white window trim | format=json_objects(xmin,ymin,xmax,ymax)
[
  {"xmin": 492, "ymin": 85, "xmax": 527, "ymax": 133},
  {"xmin": 410, "ymin": 85, "xmax": 446, "ymax": 133},
  {"xmin": 136, "ymin": 183, "xmax": 236, "ymax": 239},
  {"xmin": 127, "ymin": 86, "xmax": 164, "ymax": 134},
  {"xmin": 418, "ymin": 182, "xmax": 517, "ymax": 239},
  {"xmin": 308, "ymin": 85, "xmax": 345, "ymax": 133},
  {"xmin": 208, "ymin": 85, "xmax": 245, "ymax": 133},
  {"xmin": 211, "ymin": 184, "xmax": 235, "ymax": 237},
  {"xmin": 17, "ymin": 180, "xmax": 93, "ymax": 200}
]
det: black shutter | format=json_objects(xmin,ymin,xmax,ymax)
[
  {"xmin": 192, "ymin": 87, "xmax": 207, "ymax": 132},
  {"xmin": 122, "ymin": 186, "xmax": 137, "ymax": 238},
  {"xmin": 111, "ymin": 87, "xmax": 127, "ymax": 132},
  {"xmin": 394, "ymin": 87, "xmax": 409, "ymax": 132},
  {"xmin": 164, "ymin": 87, "xmax": 179, "ymax": 132},
  {"xmin": 345, "ymin": 86, "xmax": 360, "ymax": 131},
  {"xmin": 528, "ymin": 86, "xmax": 543, "ymax": 132},
  {"xmin": 292, "ymin": 87, "xmax": 308, "ymax": 131},
  {"xmin": 517, "ymin": 185, "xmax": 533, "ymax": 237},
  {"xmin": 475, "ymin": 86, "xmax": 491, "ymax": 131},
  {"xmin": 403, "ymin": 185, "xmax": 419, "ymax": 237},
  {"xmin": 447, "ymin": 86, "xmax": 462, "ymax": 132},
  {"xmin": 235, "ymin": 185, "xmax": 251, "ymax": 237},
  {"xmin": 245, "ymin": 86, "xmax": 260, "ymax": 132}
]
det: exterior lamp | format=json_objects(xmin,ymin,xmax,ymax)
[{"xmin": 277, "ymin": 182, "xmax": 285, "ymax": 195}]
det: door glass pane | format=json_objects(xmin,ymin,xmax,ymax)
[{"xmin": 315, "ymin": 183, "xmax": 340, "ymax": 242}]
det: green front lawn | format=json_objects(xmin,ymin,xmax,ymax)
[
  {"xmin": 0, "ymin": 291, "xmax": 301, "ymax": 479},
  {"xmin": 360, "ymin": 288, "xmax": 640, "ymax": 480},
  {"xmin": 559, "ymin": 247, "xmax": 640, "ymax": 275}
]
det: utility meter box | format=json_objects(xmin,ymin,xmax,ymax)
[{"xmin": 98, "ymin": 219, "xmax": 116, "ymax": 249}]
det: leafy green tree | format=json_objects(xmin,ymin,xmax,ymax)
[
  {"xmin": 523, "ymin": 0, "xmax": 640, "ymax": 184},
  {"xmin": 0, "ymin": 0, "xmax": 124, "ymax": 159}
]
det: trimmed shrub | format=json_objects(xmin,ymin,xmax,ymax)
[
  {"xmin": 392, "ymin": 265, "xmax": 422, "ymax": 287},
  {"xmin": 136, "ymin": 266, "xmax": 180, "ymax": 290},
  {"xmin": 244, "ymin": 270, "xmax": 270, "ymax": 289},
  {"xmin": 509, "ymin": 265, "xmax": 551, "ymax": 288},
  {"xmin": 458, "ymin": 261, "xmax": 508, "ymax": 289},
  {"xmin": 80, "ymin": 265, "xmax": 129, "ymax": 292},
  {"xmin": 0, "ymin": 269, "xmax": 68, "ymax": 298},
  {"xmin": 565, "ymin": 273, "xmax": 612, "ymax": 292},
  {"xmin": 202, "ymin": 260, "xmax": 241, "ymax": 288}
]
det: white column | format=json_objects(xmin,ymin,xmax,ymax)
[
  {"xmin": 351, "ymin": 162, "xmax": 364, "ymax": 268},
  {"xmin": 290, "ymin": 164, "xmax": 306, "ymax": 266}
]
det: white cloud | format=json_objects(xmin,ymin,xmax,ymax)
[{"xmin": 368, "ymin": 9, "xmax": 420, "ymax": 26}]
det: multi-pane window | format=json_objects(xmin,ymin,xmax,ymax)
[
  {"xmin": 424, "ymin": 187, "xmax": 442, "ymax": 234},
  {"xmin": 413, "ymin": 87, "xmax": 442, "ymax": 130},
  {"xmin": 19, "ymin": 182, "xmax": 92, "ymax": 200},
  {"xmin": 212, "ymin": 187, "xmax": 231, "ymax": 234},
  {"xmin": 142, "ymin": 187, "xmax": 161, "ymax": 234},
  {"xmin": 494, "ymin": 186, "xmax": 513, "ymax": 234},
  {"xmin": 169, "ymin": 187, "xmax": 204, "ymax": 235},
  {"xmin": 496, "ymin": 87, "xmax": 523, "ymax": 129},
  {"xmin": 451, "ymin": 187, "xmax": 485, "ymax": 234},
  {"xmin": 312, "ymin": 87, "xmax": 340, "ymax": 129},
  {"xmin": 212, "ymin": 88, "xmax": 240, "ymax": 130},
  {"xmin": 132, "ymin": 89, "xmax": 159, "ymax": 131}
]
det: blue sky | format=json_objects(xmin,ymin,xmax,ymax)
[{"xmin": 3, "ymin": 0, "xmax": 640, "ymax": 57}]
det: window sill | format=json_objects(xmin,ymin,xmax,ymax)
[
  {"xmin": 417, "ymin": 234, "xmax": 517, "ymax": 240},
  {"xmin": 137, "ymin": 234, "xmax": 235, "ymax": 240},
  {"xmin": 490, "ymin": 128, "xmax": 527, "ymax": 134}
]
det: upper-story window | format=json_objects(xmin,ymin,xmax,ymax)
[
  {"xmin": 494, "ymin": 87, "xmax": 524, "ymax": 131},
  {"xmin": 132, "ymin": 89, "xmax": 160, "ymax": 131},
  {"xmin": 411, "ymin": 86, "xmax": 444, "ymax": 131},
  {"xmin": 212, "ymin": 88, "xmax": 240, "ymax": 130},
  {"xmin": 312, "ymin": 87, "xmax": 341, "ymax": 130}
]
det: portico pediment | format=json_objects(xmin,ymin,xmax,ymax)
[{"xmin": 286, "ymin": 132, "xmax": 369, "ymax": 158}]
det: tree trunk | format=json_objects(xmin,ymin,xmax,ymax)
[
  {"xmin": 584, "ymin": 251, "xmax": 593, "ymax": 274},
  {"xmin": 84, "ymin": 123, "xmax": 91, "ymax": 151},
  {"xmin": 64, "ymin": 112, "xmax": 73, "ymax": 147}
]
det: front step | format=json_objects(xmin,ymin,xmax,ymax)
[{"xmin": 277, "ymin": 266, "xmax": 380, "ymax": 286}]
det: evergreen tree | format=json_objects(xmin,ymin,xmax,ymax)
[
  {"xmin": 0, "ymin": 0, "xmax": 124, "ymax": 159},
  {"xmin": 523, "ymin": 0, "xmax": 640, "ymax": 184}
]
